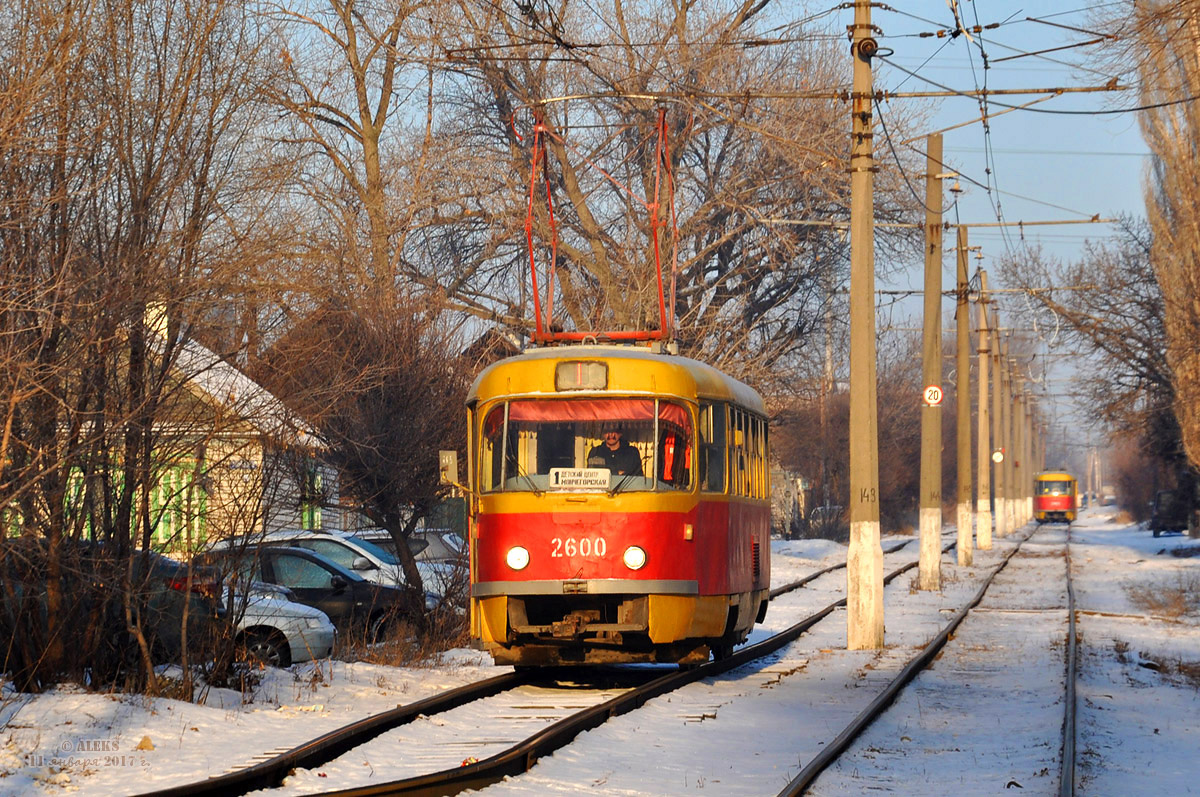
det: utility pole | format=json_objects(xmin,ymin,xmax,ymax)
[
  {"xmin": 919, "ymin": 133, "xmax": 944, "ymax": 590},
  {"xmin": 846, "ymin": 0, "xmax": 884, "ymax": 650},
  {"xmin": 1002, "ymin": 346, "xmax": 1016, "ymax": 533},
  {"xmin": 1025, "ymin": 401, "xmax": 1036, "ymax": 522},
  {"xmin": 990, "ymin": 308, "xmax": 1006, "ymax": 538},
  {"xmin": 955, "ymin": 228, "xmax": 973, "ymax": 565},
  {"xmin": 820, "ymin": 267, "xmax": 833, "ymax": 511},
  {"xmin": 975, "ymin": 270, "xmax": 993, "ymax": 550},
  {"xmin": 1089, "ymin": 441, "xmax": 1099, "ymax": 504},
  {"xmin": 1017, "ymin": 386, "xmax": 1027, "ymax": 528}
]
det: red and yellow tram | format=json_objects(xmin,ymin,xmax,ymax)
[
  {"xmin": 465, "ymin": 345, "xmax": 771, "ymax": 666},
  {"xmin": 1034, "ymin": 471, "xmax": 1078, "ymax": 524}
]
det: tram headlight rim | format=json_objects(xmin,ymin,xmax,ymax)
[
  {"xmin": 506, "ymin": 546, "xmax": 530, "ymax": 571},
  {"xmin": 622, "ymin": 545, "xmax": 647, "ymax": 571}
]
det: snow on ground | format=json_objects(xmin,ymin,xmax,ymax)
[
  {"xmin": 1, "ymin": 519, "xmax": 1198, "ymax": 796},
  {"xmin": 0, "ymin": 651, "xmax": 498, "ymax": 795}
]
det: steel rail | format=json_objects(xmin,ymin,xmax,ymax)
[
  {"xmin": 777, "ymin": 528, "xmax": 1036, "ymax": 796},
  {"xmin": 769, "ymin": 538, "xmax": 914, "ymax": 600},
  {"xmin": 137, "ymin": 538, "xmax": 945, "ymax": 797},
  {"xmin": 1060, "ymin": 526, "xmax": 1078, "ymax": 797},
  {"xmin": 134, "ymin": 671, "xmax": 530, "ymax": 797},
  {"xmin": 310, "ymin": 542, "xmax": 957, "ymax": 797}
]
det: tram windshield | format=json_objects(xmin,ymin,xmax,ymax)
[
  {"xmin": 480, "ymin": 398, "xmax": 693, "ymax": 493},
  {"xmin": 1036, "ymin": 480, "xmax": 1073, "ymax": 496}
]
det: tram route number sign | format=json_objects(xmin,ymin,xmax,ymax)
[
  {"xmin": 922, "ymin": 384, "xmax": 943, "ymax": 406},
  {"xmin": 549, "ymin": 468, "xmax": 610, "ymax": 490}
]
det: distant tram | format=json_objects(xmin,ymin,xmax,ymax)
[
  {"xmin": 1034, "ymin": 471, "xmax": 1078, "ymax": 524},
  {"xmin": 465, "ymin": 345, "xmax": 771, "ymax": 666}
]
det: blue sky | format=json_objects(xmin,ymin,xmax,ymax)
[
  {"xmin": 872, "ymin": 2, "xmax": 1147, "ymax": 256},
  {"xmin": 858, "ymin": 2, "xmax": 1145, "ymax": 458}
]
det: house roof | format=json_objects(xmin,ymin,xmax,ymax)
[{"xmin": 153, "ymin": 330, "xmax": 317, "ymax": 448}]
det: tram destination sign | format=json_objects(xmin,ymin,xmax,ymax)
[{"xmin": 549, "ymin": 468, "xmax": 611, "ymax": 490}]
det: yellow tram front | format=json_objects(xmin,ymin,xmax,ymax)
[
  {"xmin": 1034, "ymin": 471, "xmax": 1078, "ymax": 524},
  {"xmin": 465, "ymin": 345, "xmax": 771, "ymax": 666}
]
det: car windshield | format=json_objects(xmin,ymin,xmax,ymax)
[
  {"xmin": 480, "ymin": 397, "xmax": 693, "ymax": 493},
  {"xmin": 345, "ymin": 536, "xmax": 400, "ymax": 565},
  {"xmin": 277, "ymin": 549, "xmax": 367, "ymax": 584}
]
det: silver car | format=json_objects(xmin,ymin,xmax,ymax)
[{"xmin": 233, "ymin": 584, "xmax": 336, "ymax": 667}]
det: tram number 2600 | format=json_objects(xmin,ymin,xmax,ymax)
[{"xmin": 550, "ymin": 537, "xmax": 607, "ymax": 558}]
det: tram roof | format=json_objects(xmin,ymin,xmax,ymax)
[
  {"xmin": 1036, "ymin": 471, "xmax": 1076, "ymax": 480},
  {"xmin": 467, "ymin": 344, "xmax": 765, "ymax": 413}
]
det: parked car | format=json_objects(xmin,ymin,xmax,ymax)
[
  {"xmin": 1150, "ymin": 489, "xmax": 1190, "ymax": 537},
  {"xmin": 0, "ymin": 538, "xmax": 227, "ymax": 666},
  {"xmin": 352, "ymin": 528, "xmax": 465, "ymax": 563},
  {"xmin": 211, "ymin": 530, "xmax": 455, "ymax": 609},
  {"xmin": 199, "ymin": 547, "xmax": 420, "ymax": 642},
  {"xmin": 349, "ymin": 529, "xmax": 466, "ymax": 604},
  {"xmin": 226, "ymin": 582, "xmax": 336, "ymax": 667}
]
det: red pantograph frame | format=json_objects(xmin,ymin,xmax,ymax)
[{"xmin": 523, "ymin": 107, "xmax": 678, "ymax": 345}]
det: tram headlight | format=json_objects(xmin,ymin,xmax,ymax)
[
  {"xmin": 506, "ymin": 546, "xmax": 530, "ymax": 571},
  {"xmin": 622, "ymin": 545, "xmax": 647, "ymax": 570}
]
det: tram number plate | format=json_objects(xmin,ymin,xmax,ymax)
[{"xmin": 550, "ymin": 537, "xmax": 608, "ymax": 558}]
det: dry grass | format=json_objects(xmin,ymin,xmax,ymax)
[
  {"xmin": 338, "ymin": 613, "xmax": 470, "ymax": 668},
  {"xmin": 1124, "ymin": 571, "xmax": 1200, "ymax": 618}
]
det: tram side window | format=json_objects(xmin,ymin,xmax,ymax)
[
  {"xmin": 699, "ymin": 403, "xmax": 726, "ymax": 493},
  {"xmin": 748, "ymin": 416, "xmax": 761, "ymax": 498},
  {"xmin": 760, "ymin": 421, "xmax": 770, "ymax": 499},
  {"xmin": 481, "ymin": 407, "xmax": 504, "ymax": 491},
  {"xmin": 730, "ymin": 409, "xmax": 747, "ymax": 497},
  {"xmin": 723, "ymin": 409, "xmax": 766, "ymax": 499}
]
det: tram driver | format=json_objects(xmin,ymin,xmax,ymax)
[{"xmin": 587, "ymin": 425, "xmax": 644, "ymax": 476}]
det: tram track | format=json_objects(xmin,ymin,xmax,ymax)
[
  {"xmin": 305, "ymin": 541, "xmax": 953, "ymax": 797},
  {"xmin": 1061, "ymin": 525, "xmax": 1078, "ymax": 797},
  {"xmin": 775, "ymin": 522, "xmax": 1082, "ymax": 797},
  {"xmin": 136, "ymin": 537, "xmax": 936, "ymax": 797}
]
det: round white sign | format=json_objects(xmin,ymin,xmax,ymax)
[
  {"xmin": 991, "ymin": 449, "xmax": 1004, "ymax": 464},
  {"xmin": 923, "ymin": 385, "xmax": 943, "ymax": 406}
]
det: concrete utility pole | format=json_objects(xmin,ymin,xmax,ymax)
[
  {"xmin": 975, "ymin": 271, "xmax": 993, "ymax": 550},
  {"xmin": 919, "ymin": 133, "xmax": 944, "ymax": 590},
  {"xmin": 955, "ymin": 228, "xmax": 973, "ymax": 565},
  {"xmin": 991, "ymin": 309, "xmax": 1006, "ymax": 538},
  {"xmin": 1013, "ymin": 385, "xmax": 1026, "ymax": 527},
  {"xmin": 1026, "ymin": 401, "xmax": 1036, "ymax": 521},
  {"xmin": 1002, "ymin": 348, "xmax": 1016, "ymax": 533},
  {"xmin": 1085, "ymin": 444, "xmax": 1093, "ymax": 504},
  {"xmin": 846, "ymin": 0, "xmax": 884, "ymax": 650}
]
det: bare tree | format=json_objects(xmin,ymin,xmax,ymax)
[
  {"xmin": 0, "ymin": 0, "xmax": 280, "ymax": 694},
  {"xmin": 254, "ymin": 296, "xmax": 470, "ymax": 604},
  {"xmin": 1000, "ymin": 221, "xmax": 1182, "ymax": 479},
  {"xmin": 1091, "ymin": 2, "xmax": 1200, "ymax": 472},
  {"xmin": 410, "ymin": 0, "xmax": 920, "ymax": 388}
]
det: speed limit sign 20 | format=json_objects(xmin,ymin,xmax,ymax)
[{"xmin": 923, "ymin": 384, "xmax": 943, "ymax": 406}]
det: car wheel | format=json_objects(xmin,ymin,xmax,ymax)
[
  {"xmin": 368, "ymin": 614, "xmax": 391, "ymax": 644},
  {"xmin": 241, "ymin": 630, "xmax": 292, "ymax": 668}
]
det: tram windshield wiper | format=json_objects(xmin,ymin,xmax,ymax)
[
  {"xmin": 607, "ymin": 473, "xmax": 634, "ymax": 497},
  {"xmin": 511, "ymin": 462, "xmax": 543, "ymax": 496}
]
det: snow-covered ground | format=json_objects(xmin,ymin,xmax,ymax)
[{"xmin": 1, "ymin": 508, "xmax": 1197, "ymax": 796}]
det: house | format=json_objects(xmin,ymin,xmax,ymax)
[{"xmin": 136, "ymin": 327, "xmax": 344, "ymax": 550}]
